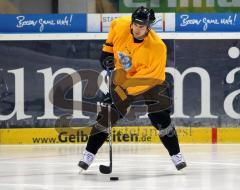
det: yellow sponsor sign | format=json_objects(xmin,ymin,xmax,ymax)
[
  {"xmin": 217, "ymin": 128, "xmax": 240, "ymax": 143},
  {"xmin": 0, "ymin": 126, "xmax": 239, "ymax": 144}
]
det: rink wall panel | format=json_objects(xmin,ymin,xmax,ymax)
[
  {"xmin": 0, "ymin": 13, "xmax": 239, "ymax": 33},
  {"xmin": 0, "ymin": 38, "xmax": 239, "ymax": 129},
  {"xmin": 1, "ymin": 127, "xmax": 240, "ymax": 144}
]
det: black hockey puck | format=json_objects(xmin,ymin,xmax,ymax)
[{"xmin": 110, "ymin": 177, "xmax": 119, "ymax": 181}]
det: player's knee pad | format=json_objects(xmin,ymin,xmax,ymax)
[{"xmin": 148, "ymin": 111, "xmax": 175, "ymax": 137}]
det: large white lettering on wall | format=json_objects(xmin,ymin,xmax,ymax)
[
  {"xmin": 1, "ymin": 67, "xmax": 239, "ymax": 121},
  {"xmin": 167, "ymin": 67, "xmax": 218, "ymax": 119},
  {"xmin": 0, "ymin": 68, "xmax": 32, "ymax": 121},
  {"xmin": 224, "ymin": 67, "xmax": 240, "ymax": 119},
  {"xmin": 37, "ymin": 68, "xmax": 89, "ymax": 120}
]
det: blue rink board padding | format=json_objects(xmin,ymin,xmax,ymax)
[
  {"xmin": 0, "ymin": 13, "xmax": 240, "ymax": 33},
  {"xmin": 176, "ymin": 13, "xmax": 240, "ymax": 32},
  {"xmin": 0, "ymin": 14, "xmax": 87, "ymax": 33}
]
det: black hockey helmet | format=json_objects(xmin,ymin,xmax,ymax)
[{"xmin": 132, "ymin": 6, "xmax": 155, "ymax": 27}]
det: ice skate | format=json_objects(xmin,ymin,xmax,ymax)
[
  {"xmin": 78, "ymin": 150, "xmax": 95, "ymax": 172},
  {"xmin": 171, "ymin": 152, "xmax": 187, "ymax": 170}
]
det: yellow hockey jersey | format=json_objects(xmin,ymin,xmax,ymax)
[{"xmin": 103, "ymin": 16, "xmax": 167, "ymax": 96}]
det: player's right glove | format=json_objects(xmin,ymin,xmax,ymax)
[{"xmin": 100, "ymin": 51, "xmax": 115, "ymax": 70}]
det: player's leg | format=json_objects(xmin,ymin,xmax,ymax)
[
  {"xmin": 144, "ymin": 83, "xmax": 187, "ymax": 170},
  {"xmin": 148, "ymin": 110, "xmax": 186, "ymax": 170},
  {"xmin": 78, "ymin": 95, "xmax": 131, "ymax": 171}
]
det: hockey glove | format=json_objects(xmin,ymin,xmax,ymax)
[{"xmin": 100, "ymin": 51, "xmax": 115, "ymax": 70}]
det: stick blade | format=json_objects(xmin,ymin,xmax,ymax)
[{"xmin": 99, "ymin": 165, "xmax": 112, "ymax": 174}]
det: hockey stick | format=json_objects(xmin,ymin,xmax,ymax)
[{"xmin": 99, "ymin": 69, "xmax": 113, "ymax": 174}]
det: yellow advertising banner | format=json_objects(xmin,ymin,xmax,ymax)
[{"xmin": 1, "ymin": 126, "xmax": 240, "ymax": 144}]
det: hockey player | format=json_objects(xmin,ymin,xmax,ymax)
[{"xmin": 78, "ymin": 6, "xmax": 187, "ymax": 171}]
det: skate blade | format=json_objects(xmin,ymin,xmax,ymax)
[{"xmin": 79, "ymin": 168, "xmax": 85, "ymax": 174}]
